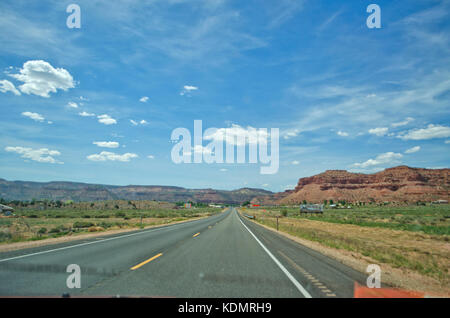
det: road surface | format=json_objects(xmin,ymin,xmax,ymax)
[{"xmin": 0, "ymin": 208, "xmax": 367, "ymax": 297}]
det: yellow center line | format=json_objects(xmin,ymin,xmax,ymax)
[
  {"xmin": 193, "ymin": 232, "xmax": 200, "ymax": 237},
  {"xmin": 130, "ymin": 253, "xmax": 163, "ymax": 270}
]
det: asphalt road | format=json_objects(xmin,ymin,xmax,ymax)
[{"xmin": 0, "ymin": 208, "xmax": 367, "ymax": 297}]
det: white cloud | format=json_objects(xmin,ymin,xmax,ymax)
[
  {"xmin": 398, "ymin": 124, "xmax": 450, "ymax": 140},
  {"xmin": 97, "ymin": 114, "xmax": 117, "ymax": 125},
  {"xmin": 445, "ymin": 140, "xmax": 450, "ymax": 144},
  {"xmin": 368, "ymin": 127, "xmax": 389, "ymax": 137},
  {"xmin": 21, "ymin": 111, "xmax": 44, "ymax": 122},
  {"xmin": 67, "ymin": 102, "xmax": 78, "ymax": 108},
  {"xmin": 392, "ymin": 117, "xmax": 414, "ymax": 127},
  {"xmin": 337, "ymin": 131, "xmax": 349, "ymax": 137},
  {"xmin": 0, "ymin": 79, "xmax": 21, "ymax": 95},
  {"xmin": 93, "ymin": 141, "xmax": 119, "ymax": 148},
  {"xmin": 79, "ymin": 111, "xmax": 95, "ymax": 117},
  {"xmin": 291, "ymin": 160, "xmax": 300, "ymax": 165},
  {"xmin": 130, "ymin": 119, "xmax": 148, "ymax": 126},
  {"xmin": 9, "ymin": 60, "xmax": 75, "ymax": 98},
  {"xmin": 147, "ymin": 155, "xmax": 155, "ymax": 159},
  {"xmin": 87, "ymin": 151, "xmax": 138, "ymax": 162},
  {"xmin": 353, "ymin": 152, "xmax": 403, "ymax": 168},
  {"xmin": 180, "ymin": 85, "xmax": 199, "ymax": 96},
  {"xmin": 139, "ymin": 96, "xmax": 149, "ymax": 102},
  {"xmin": 283, "ymin": 129, "xmax": 299, "ymax": 140},
  {"xmin": 203, "ymin": 124, "xmax": 269, "ymax": 146},
  {"xmin": 5, "ymin": 146, "xmax": 63, "ymax": 164},
  {"xmin": 219, "ymin": 168, "xmax": 227, "ymax": 172},
  {"xmin": 404, "ymin": 146, "xmax": 421, "ymax": 154}
]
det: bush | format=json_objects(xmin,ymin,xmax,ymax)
[
  {"xmin": 73, "ymin": 221, "xmax": 95, "ymax": 228},
  {"xmin": 88, "ymin": 226, "xmax": 104, "ymax": 232},
  {"xmin": 115, "ymin": 211, "xmax": 126, "ymax": 218},
  {"xmin": 38, "ymin": 227, "xmax": 47, "ymax": 235},
  {"xmin": 0, "ymin": 231, "xmax": 12, "ymax": 241}
]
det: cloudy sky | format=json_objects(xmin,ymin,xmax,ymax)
[{"xmin": 0, "ymin": 0, "xmax": 449, "ymax": 192}]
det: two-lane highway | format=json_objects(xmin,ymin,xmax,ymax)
[{"xmin": 0, "ymin": 208, "xmax": 367, "ymax": 297}]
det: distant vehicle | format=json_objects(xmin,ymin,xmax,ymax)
[
  {"xmin": 432, "ymin": 200, "xmax": 448, "ymax": 204},
  {"xmin": 300, "ymin": 204, "xmax": 324, "ymax": 214}
]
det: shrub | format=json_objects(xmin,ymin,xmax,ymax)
[
  {"xmin": 115, "ymin": 211, "xmax": 126, "ymax": 218},
  {"xmin": 38, "ymin": 227, "xmax": 47, "ymax": 235},
  {"xmin": 73, "ymin": 221, "xmax": 95, "ymax": 228},
  {"xmin": 88, "ymin": 226, "xmax": 104, "ymax": 232}
]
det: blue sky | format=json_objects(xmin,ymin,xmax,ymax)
[{"xmin": 0, "ymin": 0, "xmax": 449, "ymax": 192}]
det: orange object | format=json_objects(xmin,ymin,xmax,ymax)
[{"xmin": 353, "ymin": 282, "xmax": 425, "ymax": 298}]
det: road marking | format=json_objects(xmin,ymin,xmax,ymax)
[
  {"xmin": 193, "ymin": 232, "xmax": 200, "ymax": 237},
  {"xmin": 237, "ymin": 211, "xmax": 312, "ymax": 298},
  {"xmin": 0, "ymin": 214, "xmax": 226, "ymax": 263},
  {"xmin": 130, "ymin": 253, "xmax": 163, "ymax": 270}
]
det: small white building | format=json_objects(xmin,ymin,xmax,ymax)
[{"xmin": 0, "ymin": 204, "xmax": 14, "ymax": 214}]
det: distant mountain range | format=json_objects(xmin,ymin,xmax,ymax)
[
  {"xmin": 251, "ymin": 166, "xmax": 449, "ymax": 205},
  {"xmin": 0, "ymin": 178, "xmax": 272, "ymax": 205},
  {"xmin": 2, "ymin": 166, "xmax": 448, "ymax": 205}
]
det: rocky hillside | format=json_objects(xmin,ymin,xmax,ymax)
[
  {"xmin": 0, "ymin": 178, "xmax": 272, "ymax": 205},
  {"xmin": 252, "ymin": 166, "xmax": 449, "ymax": 205}
]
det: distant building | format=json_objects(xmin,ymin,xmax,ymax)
[
  {"xmin": 0, "ymin": 204, "xmax": 14, "ymax": 214},
  {"xmin": 184, "ymin": 202, "xmax": 192, "ymax": 208},
  {"xmin": 432, "ymin": 199, "xmax": 448, "ymax": 204},
  {"xmin": 300, "ymin": 204, "xmax": 324, "ymax": 214}
]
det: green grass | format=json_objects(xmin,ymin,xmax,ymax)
[{"xmin": 259, "ymin": 204, "xmax": 450, "ymax": 236}]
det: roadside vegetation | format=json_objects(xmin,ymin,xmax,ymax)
[
  {"xmin": 240, "ymin": 204, "xmax": 450, "ymax": 289},
  {"xmin": 0, "ymin": 199, "xmax": 222, "ymax": 244}
]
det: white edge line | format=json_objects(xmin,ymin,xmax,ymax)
[
  {"xmin": 236, "ymin": 210, "xmax": 312, "ymax": 298},
  {"xmin": 0, "ymin": 212, "xmax": 225, "ymax": 263}
]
